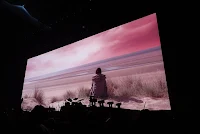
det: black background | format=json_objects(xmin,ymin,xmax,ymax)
[{"xmin": 1, "ymin": 0, "xmax": 180, "ymax": 118}]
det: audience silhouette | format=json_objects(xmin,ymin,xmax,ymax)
[
  {"xmin": 1, "ymin": 96, "xmax": 173, "ymax": 134},
  {"xmin": 1, "ymin": 70, "xmax": 173, "ymax": 133}
]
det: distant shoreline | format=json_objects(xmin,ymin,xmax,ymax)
[
  {"xmin": 25, "ymin": 61, "xmax": 163, "ymax": 84},
  {"xmin": 24, "ymin": 46, "xmax": 162, "ymax": 82},
  {"xmin": 23, "ymin": 62, "xmax": 165, "ymax": 92}
]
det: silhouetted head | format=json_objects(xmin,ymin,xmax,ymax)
[
  {"xmin": 96, "ymin": 68, "xmax": 101, "ymax": 74},
  {"xmin": 31, "ymin": 105, "xmax": 47, "ymax": 124}
]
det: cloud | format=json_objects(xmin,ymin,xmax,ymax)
[
  {"xmin": 87, "ymin": 14, "xmax": 160, "ymax": 61},
  {"xmin": 25, "ymin": 13, "xmax": 160, "ymax": 79}
]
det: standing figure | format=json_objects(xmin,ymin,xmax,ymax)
[{"xmin": 90, "ymin": 68, "xmax": 108, "ymax": 98}]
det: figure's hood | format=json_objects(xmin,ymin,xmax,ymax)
[{"xmin": 92, "ymin": 74, "xmax": 106, "ymax": 82}]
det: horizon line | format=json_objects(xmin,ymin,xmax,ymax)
[{"xmin": 24, "ymin": 45, "xmax": 162, "ymax": 82}]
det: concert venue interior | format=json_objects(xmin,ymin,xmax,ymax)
[{"xmin": 1, "ymin": 0, "xmax": 181, "ymax": 133}]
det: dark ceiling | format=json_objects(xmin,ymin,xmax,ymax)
[{"xmin": 1, "ymin": 0, "xmax": 161, "ymax": 59}]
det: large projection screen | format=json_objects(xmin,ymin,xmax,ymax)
[{"xmin": 21, "ymin": 13, "xmax": 171, "ymax": 111}]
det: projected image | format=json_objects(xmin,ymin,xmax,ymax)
[{"xmin": 21, "ymin": 13, "xmax": 171, "ymax": 111}]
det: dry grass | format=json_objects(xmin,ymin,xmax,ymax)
[
  {"xmin": 23, "ymin": 71, "xmax": 168, "ymax": 108},
  {"xmin": 141, "ymin": 73, "xmax": 168, "ymax": 98},
  {"xmin": 33, "ymin": 88, "xmax": 45, "ymax": 105},
  {"xmin": 78, "ymin": 87, "xmax": 90, "ymax": 98},
  {"xmin": 106, "ymin": 79, "xmax": 117, "ymax": 97},
  {"xmin": 23, "ymin": 94, "xmax": 31, "ymax": 99},
  {"xmin": 63, "ymin": 90, "xmax": 76, "ymax": 100},
  {"xmin": 75, "ymin": 71, "xmax": 168, "ymax": 99},
  {"xmin": 51, "ymin": 96, "xmax": 63, "ymax": 103},
  {"xmin": 106, "ymin": 71, "xmax": 168, "ymax": 99}
]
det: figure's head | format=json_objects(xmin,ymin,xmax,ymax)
[
  {"xmin": 96, "ymin": 68, "xmax": 101, "ymax": 74},
  {"xmin": 31, "ymin": 105, "xmax": 47, "ymax": 124}
]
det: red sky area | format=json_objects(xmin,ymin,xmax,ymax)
[{"xmin": 25, "ymin": 13, "xmax": 161, "ymax": 79}]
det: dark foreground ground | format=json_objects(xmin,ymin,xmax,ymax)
[{"xmin": 1, "ymin": 103, "xmax": 175, "ymax": 134}]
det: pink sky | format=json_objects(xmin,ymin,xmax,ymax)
[{"xmin": 25, "ymin": 13, "xmax": 161, "ymax": 79}]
